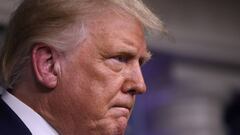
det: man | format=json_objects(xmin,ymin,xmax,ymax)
[{"xmin": 0, "ymin": 0, "xmax": 165, "ymax": 134}]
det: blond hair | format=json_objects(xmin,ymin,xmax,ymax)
[{"xmin": 0, "ymin": 0, "xmax": 165, "ymax": 89}]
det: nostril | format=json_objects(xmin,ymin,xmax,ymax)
[
  {"xmin": 128, "ymin": 89, "xmax": 136, "ymax": 96},
  {"xmin": 122, "ymin": 70, "xmax": 147, "ymax": 95},
  {"xmin": 122, "ymin": 78, "xmax": 147, "ymax": 95},
  {"xmin": 126, "ymin": 83, "xmax": 146, "ymax": 95}
]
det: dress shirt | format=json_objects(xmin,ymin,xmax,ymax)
[{"xmin": 1, "ymin": 90, "xmax": 59, "ymax": 135}]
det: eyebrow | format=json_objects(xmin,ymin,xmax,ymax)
[
  {"xmin": 121, "ymin": 38, "xmax": 152, "ymax": 62},
  {"xmin": 141, "ymin": 49, "xmax": 152, "ymax": 64},
  {"xmin": 145, "ymin": 49, "xmax": 152, "ymax": 60}
]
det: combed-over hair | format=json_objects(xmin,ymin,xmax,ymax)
[{"xmin": 0, "ymin": 0, "xmax": 166, "ymax": 89}]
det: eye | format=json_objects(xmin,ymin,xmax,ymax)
[
  {"xmin": 139, "ymin": 58, "xmax": 144, "ymax": 66},
  {"xmin": 112, "ymin": 55, "xmax": 130, "ymax": 63}
]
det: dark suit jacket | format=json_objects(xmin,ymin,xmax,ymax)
[{"xmin": 0, "ymin": 96, "xmax": 32, "ymax": 135}]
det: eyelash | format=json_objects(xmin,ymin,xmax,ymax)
[
  {"xmin": 139, "ymin": 58, "xmax": 144, "ymax": 66},
  {"xmin": 112, "ymin": 55, "xmax": 130, "ymax": 63},
  {"xmin": 112, "ymin": 55, "xmax": 145, "ymax": 66}
]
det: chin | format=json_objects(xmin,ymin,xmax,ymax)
[
  {"xmin": 95, "ymin": 117, "xmax": 128, "ymax": 135},
  {"xmin": 108, "ymin": 126, "xmax": 126, "ymax": 135},
  {"xmin": 110, "ymin": 117, "xmax": 128, "ymax": 135}
]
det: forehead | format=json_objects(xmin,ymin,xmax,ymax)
[{"xmin": 85, "ymin": 8, "xmax": 148, "ymax": 55}]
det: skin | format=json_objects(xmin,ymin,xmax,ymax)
[{"xmin": 13, "ymin": 8, "xmax": 151, "ymax": 135}]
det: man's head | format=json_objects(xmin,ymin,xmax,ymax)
[{"xmin": 0, "ymin": 0, "xmax": 165, "ymax": 134}]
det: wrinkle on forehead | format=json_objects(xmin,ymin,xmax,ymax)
[{"xmin": 83, "ymin": 5, "xmax": 149, "ymax": 59}]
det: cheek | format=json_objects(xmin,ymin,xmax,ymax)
[
  {"xmin": 87, "ymin": 67, "xmax": 125, "ymax": 103},
  {"xmin": 61, "ymin": 61, "xmax": 125, "ymax": 114}
]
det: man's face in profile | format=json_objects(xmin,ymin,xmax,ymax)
[{"xmin": 50, "ymin": 11, "xmax": 150, "ymax": 135}]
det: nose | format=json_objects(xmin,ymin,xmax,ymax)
[{"xmin": 122, "ymin": 63, "xmax": 147, "ymax": 95}]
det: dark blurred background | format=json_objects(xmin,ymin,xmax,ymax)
[{"xmin": 0, "ymin": 0, "xmax": 240, "ymax": 135}]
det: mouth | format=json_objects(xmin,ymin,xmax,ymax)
[
  {"xmin": 110, "ymin": 105, "xmax": 131, "ymax": 119},
  {"xmin": 113, "ymin": 105, "xmax": 131, "ymax": 111},
  {"xmin": 108, "ymin": 98, "xmax": 134, "ymax": 120}
]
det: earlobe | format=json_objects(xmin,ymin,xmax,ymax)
[{"xmin": 32, "ymin": 44, "xmax": 59, "ymax": 89}]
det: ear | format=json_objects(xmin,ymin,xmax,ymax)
[{"xmin": 32, "ymin": 44, "xmax": 59, "ymax": 89}]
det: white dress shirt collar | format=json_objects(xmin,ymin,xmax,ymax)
[{"xmin": 1, "ymin": 90, "xmax": 59, "ymax": 135}]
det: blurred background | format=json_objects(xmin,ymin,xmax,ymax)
[{"xmin": 0, "ymin": 0, "xmax": 240, "ymax": 135}]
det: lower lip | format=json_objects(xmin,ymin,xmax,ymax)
[{"xmin": 111, "ymin": 107, "xmax": 130, "ymax": 118}]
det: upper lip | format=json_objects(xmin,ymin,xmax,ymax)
[{"xmin": 110, "ymin": 96, "xmax": 134, "ymax": 112}]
